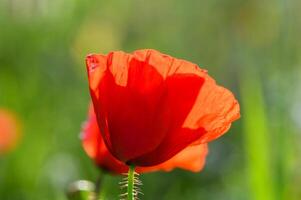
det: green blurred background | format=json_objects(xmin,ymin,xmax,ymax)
[{"xmin": 0, "ymin": 0, "xmax": 300, "ymax": 199}]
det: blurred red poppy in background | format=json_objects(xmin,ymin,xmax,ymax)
[
  {"xmin": 0, "ymin": 109, "xmax": 21, "ymax": 155},
  {"xmin": 86, "ymin": 49, "xmax": 240, "ymax": 167},
  {"xmin": 81, "ymin": 105, "xmax": 208, "ymax": 174}
]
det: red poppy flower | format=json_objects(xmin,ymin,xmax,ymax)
[
  {"xmin": 86, "ymin": 49, "xmax": 240, "ymax": 167},
  {"xmin": 81, "ymin": 105, "xmax": 208, "ymax": 174},
  {"xmin": 0, "ymin": 109, "xmax": 20, "ymax": 154}
]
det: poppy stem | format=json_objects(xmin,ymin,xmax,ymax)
[
  {"xmin": 94, "ymin": 172, "xmax": 104, "ymax": 200},
  {"xmin": 127, "ymin": 165, "xmax": 135, "ymax": 200}
]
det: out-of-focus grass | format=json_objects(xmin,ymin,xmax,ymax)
[{"xmin": 240, "ymin": 67, "xmax": 274, "ymax": 200}]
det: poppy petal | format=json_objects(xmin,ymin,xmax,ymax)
[
  {"xmin": 87, "ymin": 52, "xmax": 169, "ymax": 162},
  {"xmin": 137, "ymin": 143, "xmax": 208, "ymax": 173},
  {"xmin": 86, "ymin": 49, "xmax": 240, "ymax": 166},
  {"xmin": 0, "ymin": 109, "xmax": 21, "ymax": 154},
  {"xmin": 81, "ymin": 106, "xmax": 128, "ymax": 173},
  {"xmin": 128, "ymin": 73, "xmax": 206, "ymax": 166},
  {"xmin": 82, "ymin": 106, "xmax": 208, "ymax": 174},
  {"xmin": 184, "ymin": 75, "xmax": 240, "ymax": 143}
]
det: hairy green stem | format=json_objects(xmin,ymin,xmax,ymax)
[{"xmin": 127, "ymin": 165, "xmax": 135, "ymax": 200}]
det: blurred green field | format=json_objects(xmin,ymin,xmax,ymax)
[{"xmin": 0, "ymin": 0, "xmax": 301, "ymax": 199}]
